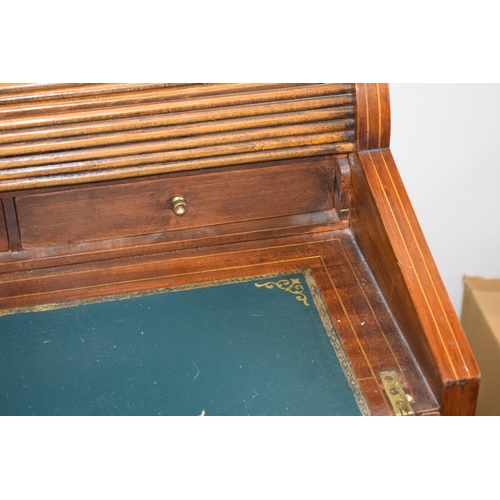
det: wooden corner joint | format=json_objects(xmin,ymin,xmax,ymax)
[{"xmin": 334, "ymin": 157, "xmax": 352, "ymax": 221}]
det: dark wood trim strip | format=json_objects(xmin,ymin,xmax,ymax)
[
  {"xmin": 1, "ymin": 196, "xmax": 22, "ymax": 252},
  {"xmin": 0, "ymin": 200, "xmax": 9, "ymax": 252}
]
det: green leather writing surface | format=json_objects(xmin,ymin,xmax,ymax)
[{"xmin": 0, "ymin": 270, "xmax": 369, "ymax": 415}]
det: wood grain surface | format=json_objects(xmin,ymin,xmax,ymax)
[
  {"xmin": 0, "ymin": 84, "xmax": 302, "ymax": 117},
  {"xmin": 350, "ymin": 148, "xmax": 480, "ymax": 416},
  {"xmin": 15, "ymin": 161, "xmax": 334, "ymax": 249},
  {"xmin": 0, "ymin": 112, "xmax": 353, "ymax": 158},
  {"xmin": 0, "ymin": 84, "xmax": 350, "ymax": 123},
  {"xmin": 0, "ymin": 100, "xmax": 353, "ymax": 145},
  {"xmin": 0, "ymin": 83, "xmax": 194, "ymax": 102},
  {"xmin": 355, "ymin": 83, "xmax": 391, "ymax": 151},
  {"xmin": 0, "ymin": 131, "xmax": 352, "ymax": 176}
]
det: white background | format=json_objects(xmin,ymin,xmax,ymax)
[{"xmin": 389, "ymin": 84, "xmax": 500, "ymax": 315}]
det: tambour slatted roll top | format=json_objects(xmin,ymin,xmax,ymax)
[{"xmin": 0, "ymin": 83, "xmax": 355, "ymax": 191}]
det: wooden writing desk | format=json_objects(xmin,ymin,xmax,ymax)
[{"xmin": 0, "ymin": 83, "xmax": 480, "ymax": 415}]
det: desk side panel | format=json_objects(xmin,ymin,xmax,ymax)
[{"xmin": 350, "ymin": 149, "xmax": 480, "ymax": 416}]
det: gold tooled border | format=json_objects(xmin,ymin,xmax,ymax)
[
  {"xmin": 0, "ymin": 267, "xmax": 370, "ymax": 416},
  {"xmin": 302, "ymin": 269, "xmax": 371, "ymax": 416},
  {"xmin": 0, "ymin": 269, "xmax": 306, "ymax": 316}
]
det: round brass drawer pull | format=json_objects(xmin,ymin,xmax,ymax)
[{"xmin": 170, "ymin": 195, "xmax": 188, "ymax": 216}]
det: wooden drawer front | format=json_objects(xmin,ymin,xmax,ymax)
[
  {"xmin": 0, "ymin": 201, "xmax": 8, "ymax": 252},
  {"xmin": 16, "ymin": 162, "xmax": 334, "ymax": 249}
]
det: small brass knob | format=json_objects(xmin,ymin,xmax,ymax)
[{"xmin": 170, "ymin": 195, "xmax": 187, "ymax": 216}]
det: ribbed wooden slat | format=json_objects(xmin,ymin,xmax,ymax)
[
  {"xmin": 0, "ymin": 143, "xmax": 353, "ymax": 191},
  {"xmin": 0, "ymin": 84, "xmax": 351, "ymax": 131},
  {"xmin": 0, "ymin": 83, "xmax": 306, "ymax": 119},
  {"xmin": 0, "ymin": 83, "xmax": 355, "ymax": 190},
  {"xmin": 0, "ymin": 99, "xmax": 353, "ymax": 145},
  {"xmin": 0, "ymin": 83, "xmax": 99, "ymax": 95},
  {"xmin": 0, "ymin": 130, "xmax": 354, "ymax": 179},
  {"xmin": 0, "ymin": 123, "xmax": 352, "ymax": 169},
  {"xmin": 0, "ymin": 83, "xmax": 198, "ymax": 104},
  {"xmin": 0, "ymin": 111, "xmax": 353, "ymax": 157}
]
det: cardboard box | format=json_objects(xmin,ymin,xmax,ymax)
[{"xmin": 461, "ymin": 276, "xmax": 500, "ymax": 415}]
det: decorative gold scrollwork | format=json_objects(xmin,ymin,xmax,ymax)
[{"xmin": 255, "ymin": 278, "xmax": 309, "ymax": 306}]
